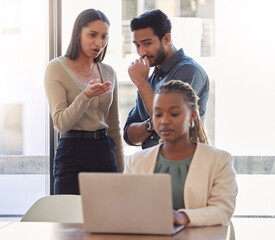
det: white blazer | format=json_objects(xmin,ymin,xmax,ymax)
[{"xmin": 124, "ymin": 143, "xmax": 238, "ymax": 227}]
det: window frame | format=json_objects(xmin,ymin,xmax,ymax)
[{"xmin": 48, "ymin": 0, "xmax": 62, "ymax": 195}]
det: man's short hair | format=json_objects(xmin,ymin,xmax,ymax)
[{"xmin": 130, "ymin": 9, "xmax": 171, "ymax": 41}]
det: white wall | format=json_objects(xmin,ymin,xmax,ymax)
[{"xmin": 214, "ymin": 0, "xmax": 275, "ymax": 155}]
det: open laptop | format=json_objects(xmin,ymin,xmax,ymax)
[{"xmin": 78, "ymin": 172, "xmax": 184, "ymax": 235}]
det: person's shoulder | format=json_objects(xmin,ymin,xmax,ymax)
[
  {"xmin": 177, "ymin": 58, "xmax": 206, "ymax": 73},
  {"xmin": 48, "ymin": 56, "xmax": 66, "ymax": 65},
  {"xmin": 175, "ymin": 50, "xmax": 207, "ymax": 72},
  {"xmin": 196, "ymin": 143, "xmax": 233, "ymax": 160},
  {"xmin": 46, "ymin": 56, "xmax": 66, "ymax": 70},
  {"xmin": 195, "ymin": 144, "xmax": 235, "ymax": 177},
  {"xmin": 44, "ymin": 57, "xmax": 69, "ymax": 82}
]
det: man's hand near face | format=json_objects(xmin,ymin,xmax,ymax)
[
  {"xmin": 126, "ymin": 56, "xmax": 156, "ymax": 146},
  {"xmin": 128, "ymin": 56, "xmax": 154, "ymax": 116},
  {"xmin": 128, "ymin": 56, "xmax": 150, "ymax": 87}
]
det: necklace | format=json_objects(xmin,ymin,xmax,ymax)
[{"xmin": 72, "ymin": 60, "xmax": 95, "ymax": 77}]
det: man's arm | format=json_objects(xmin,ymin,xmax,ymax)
[
  {"xmin": 123, "ymin": 103, "xmax": 154, "ymax": 146},
  {"xmin": 128, "ymin": 57, "xmax": 155, "ymax": 117},
  {"xmin": 125, "ymin": 121, "xmax": 152, "ymax": 145}
]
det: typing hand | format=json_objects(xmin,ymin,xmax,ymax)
[
  {"xmin": 84, "ymin": 79, "xmax": 111, "ymax": 98},
  {"xmin": 128, "ymin": 56, "xmax": 150, "ymax": 87},
  {"xmin": 173, "ymin": 210, "xmax": 190, "ymax": 226}
]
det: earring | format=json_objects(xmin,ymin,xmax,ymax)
[{"xmin": 190, "ymin": 121, "xmax": 195, "ymax": 128}]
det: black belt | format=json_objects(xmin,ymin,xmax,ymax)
[{"xmin": 60, "ymin": 129, "xmax": 108, "ymax": 140}]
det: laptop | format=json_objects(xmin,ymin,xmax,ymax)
[{"xmin": 78, "ymin": 172, "xmax": 184, "ymax": 235}]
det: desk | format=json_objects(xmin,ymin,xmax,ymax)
[{"xmin": 0, "ymin": 218, "xmax": 274, "ymax": 240}]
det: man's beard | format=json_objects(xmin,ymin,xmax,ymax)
[{"xmin": 149, "ymin": 44, "xmax": 166, "ymax": 67}]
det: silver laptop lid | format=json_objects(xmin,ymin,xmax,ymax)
[{"xmin": 79, "ymin": 173, "xmax": 175, "ymax": 235}]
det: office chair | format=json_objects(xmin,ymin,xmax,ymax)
[{"xmin": 21, "ymin": 195, "xmax": 83, "ymax": 223}]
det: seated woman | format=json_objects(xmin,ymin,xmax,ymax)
[{"xmin": 124, "ymin": 80, "xmax": 238, "ymax": 227}]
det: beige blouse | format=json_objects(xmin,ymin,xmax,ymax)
[{"xmin": 44, "ymin": 56, "xmax": 124, "ymax": 171}]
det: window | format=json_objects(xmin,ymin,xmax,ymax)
[
  {"xmin": 214, "ymin": 0, "xmax": 275, "ymax": 216},
  {"xmin": 0, "ymin": 104, "xmax": 22, "ymax": 154},
  {"xmin": 180, "ymin": 0, "xmax": 215, "ymax": 56},
  {"xmin": 0, "ymin": 0, "xmax": 49, "ymax": 220},
  {"xmin": 0, "ymin": 0, "xmax": 21, "ymax": 35}
]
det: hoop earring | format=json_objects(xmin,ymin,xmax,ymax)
[{"xmin": 190, "ymin": 121, "xmax": 195, "ymax": 128}]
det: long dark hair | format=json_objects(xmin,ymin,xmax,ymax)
[
  {"xmin": 65, "ymin": 9, "xmax": 110, "ymax": 63},
  {"xmin": 155, "ymin": 80, "xmax": 209, "ymax": 144}
]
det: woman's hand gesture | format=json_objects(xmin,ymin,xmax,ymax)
[{"xmin": 84, "ymin": 79, "xmax": 111, "ymax": 98}]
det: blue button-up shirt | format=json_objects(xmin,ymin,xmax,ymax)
[{"xmin": 124, "ymin": 48, "xmax": 209, "ymax": 149}]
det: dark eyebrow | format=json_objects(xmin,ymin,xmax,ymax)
[
  {"xmin": 88, "ymin": 30, "xmax": 108, "ymax": 35},
  {"xmin": 170, "ymin": 106, "xmax": 181, "ymax": 109},
  {"xmin": 133, "ymin": 38, "xmax": 152, "ymax": 44}
]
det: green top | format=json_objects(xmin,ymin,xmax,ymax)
[{"xmin": 154, "ymin": 150, "xmax": 193, "ymax": 210}]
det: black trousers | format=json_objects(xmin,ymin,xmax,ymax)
[{"xmin": 53, "ymin": 135, "xmax": 119, "ymax": 195}]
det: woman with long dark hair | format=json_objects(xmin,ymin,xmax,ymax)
[{"xmin": 45, "ymin": 9, "xmax": 124, "ymax": 194}]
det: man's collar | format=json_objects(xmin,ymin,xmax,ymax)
[{"xmin": 158, "ymin": 48, "xmax": 185, "ymax": 74}]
